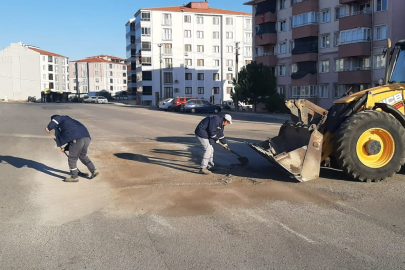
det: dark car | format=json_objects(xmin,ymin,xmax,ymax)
[
  {"xmin": 171, "ymin": 96, "xmax": 196, "ymax": 111},
  {"xmin": 180, "ymin": 99, "xmax": 221, "ymax": 114}
]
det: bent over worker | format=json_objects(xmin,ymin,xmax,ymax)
[
  {"xmin": 46, "ymin": 115, "xmax": 99, "ymax": 182},
  {"xmin": 195, "ymin": 114, "xmax": 232, "ymax": 174}
]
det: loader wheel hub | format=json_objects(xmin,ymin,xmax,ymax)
[{"xmin": 356, "ymin": 128, "xmax": 395, "ymax": 168}]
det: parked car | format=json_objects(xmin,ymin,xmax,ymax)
[
  {"xmin": 222, "ymin": 100, "xmax": 253, "ymax": 111},
  {"xmin": 180, "ymin": 99, "xmax": 221, "ymax": 114},
  {"xmin": 95, "ymin": 96, "xmax": 108, "ymax": 104},
  {"xmin": 82, "ymin": 96, "xmax": 92, "ymax": 103},
  {"xmin": 171, "ymin": 97, "xmax": 196, "ymax": 111},
  {"xmin": 158, "ymin": 98, "xmax": 174, "ymax": 110}
]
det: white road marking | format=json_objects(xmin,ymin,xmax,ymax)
[
  {"xmin": 277, "ymin": 222, "xmax": 316, "ymax": 243},
  {"xmin": 150, "ymin": 215, "xmax": 176, "ymax": 230},
  {"xmin": 336, "ymin": 202, "xmax": 370, "ymax": 217},
  {"xmin": 0, "ymin": 133, "xmax": 49, "ymax": 139}
]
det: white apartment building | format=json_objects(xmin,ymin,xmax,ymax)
[
  {"xmin": 69, "ymin": 55, "xmax": 127, "ymax": 97},
  {"xmin": 0, "ymin": 42, "xmax": 69, "ymax": 102},
  {"xmin": 127, "ymin": 1, "xmax": 253, "ymax": 105}
]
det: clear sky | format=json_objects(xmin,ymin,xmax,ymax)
[{"xmin": 0, "ymin": 0, "xmax": 251, "ymax": 61}]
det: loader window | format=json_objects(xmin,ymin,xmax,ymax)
[{"xmin": 390, "ymin": 49, "xmax": 405, "ymax": 84}]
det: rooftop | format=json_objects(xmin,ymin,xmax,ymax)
[
  {"xmin": 72, "ymin": 57, "xmax": 125, "ymax": 64},
  {"xmin": 142, "ymin": 3, "xmax": 251, "ymax": 16},
  {"xmin": 27, "ymin": 47, "xmax": 66, "ymax": 58}
]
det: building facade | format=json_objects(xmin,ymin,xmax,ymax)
[
  {"xmin": 0, "ymin": 42, "xmax": 69, "ymax": 101},
  {"xmin": 127, "ymin": 1, "xmax": 253, "ymax": 106},
  {"xmin": 245, "ymin": 0, "xmax": 405, "ymax": 109},
  {"xmin": 68, "ymin": 55, "xmax": 127, "ymax": 97}
]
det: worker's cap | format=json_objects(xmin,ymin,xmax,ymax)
[{"xmin": 224, "ymin": 114, "xmax": 233, "ymax": 124}]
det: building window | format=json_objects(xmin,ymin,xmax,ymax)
[
  {"xmin": 164, "ymin": 58, "xmax": 173, "ymax": 69},
  {"xmin": 289, "ymin": 40, "xmax": 295, "ymax": 53},
  {"xmin": 320, "ymin": 60, "xmax": 330, "ymax": 73},
  {"xmin": 198, "ymin": 73, "xmax": 204, "ymax": 80},
  {"xmin": 184, "ymin": 30, "xmax": 191, "ymax": 38},
  {"xmin": 48, "ymin": 56, "xmax": 53, "ymax": 62},
  {"xmin": 212, "ymin": 87, "xmax": 220, "ymax": 94},
  {"xmin": 279, "ymin": 0, "xmax": 287, "ymax": 10},
  {"xmin": 197, "ymin": 31, "xmax": 204, "ymax": 38},
  {"xmin": 226, "ymin": 59, "xmax": 233, "ymax": 67},
  {"xmin": 213, "ymin": 73, "xmax": 220, "ymax": 81},
  {"xmin": 185, "ymin": 73, "xmax": 192, "ymax": 80},
  {"xmin": 185, "ymin": 59, "xmax": 192, "ymax": 66},
  {"xmin": 198, "ymin": 87, "xmax": 204, "ymax": 94},
  {"xmin": 278, "ymin": 65, "xmax": 286, "ymax": 76},
  {"xmin": 197, "ymin": 16, "xmax": 204, "ymax": 24},
  {"xmin": 110, "ymin": 79, "xmax": 113, "ymax": 83},
  {"xmin": 245, "ymin": 32, "xmax": 252, "ymax": 43},
  {"xmin": 277, "ymin": 86, "xmax": 285, "ymax": 95},
  {"xmin": 321, "ymin": 9, "xmax": 331, "ymax": 23},
  {"xmin": 227, "ymin": 73, "xmax": 233, "ymax": 81},
  {"xmin": 226, "ymin": 18, "xmax": 233, "ymax": 25},
  {"xmin": 319, "ymin": 85, "xmax": 329, "ymax": 98},
  {"xmin": 334, "ymin": 32, "xmax": 340, "ymax": 47},
  {"xmin": 48, "ymin": 65, "xmax": 53, "ymax": 71},
  {"xmin": 226, "ymin": 46, "xmax": 233, "ymax": 53},
  {"xmin": 141, "ymin": 57, "xmax": 151, "ymax": 66},
  {"xmin": 164, "ymin": 72, "xmax": 173, "ymax": 83},
  {"xmin": 164, "ymin": 43, "xmax": 172, "ymax": 54},
  {"xmin": 197, "ymin": 59, "xmax": 204, "ymax": 66},
  {"xmin": 213, "ymin": 17, "xmax": 220, "ymax": 25},
  {"xmin": 185, "ymin": 44, "xmax": 192, "ymax": 52},
  {"xmin": 291, "ymin": 86, "xmax": 317, "ymax": 98},
  {"xmin": 142, "ymin": 42, "xmax": 152, "ymax": 51},
  {"xmin": 184, "ymin": 15, "xmax": 191, "ymax": 23},
  {"xmin": 339, "ymin": 28, "xmax": 371, "ymax": 44},
  {"xmin": 143, "ymin": 86, "xmax": 152, "ymax": 96},
  {"xmin": 292, "ymin": 12, "xmax": 318, "ymax": 28},
  {"xmin": 197, "ymin": 45, "xmax": 204, "ymax": 52},
  {"xmin": 164, "ymin": 87, "xmax": 173, "ymax": 98},
  {"xmin": 213, "ymin": 32, "xmax": 220, "ymax": 39},
  {"xmin": 213, "ymin": 60, "xmax": 220, "ymax": 66},
  {"xmin": 95, "ymin": 86, "xmax": 99, "ymax": 91},
  {"xmin": 227, "ymin": 87, "xmax": 232, "ymax": 94},
  {"xmin": 333, "ymin": 84, "xmax": 346, "ymax": 98},
  {"xmin": 376, "ymin": 0, "xmax": 388, "ymax": 12},
  {"xmin": 141, "ymin": 27, "xmax": 151, "ymax": 36},
  {"xmin": 291, "ymin": 63, "xmax": 297, "ymax": 74},
  {"xmin": 142, "ymin": 71, "xmax": 152, "ymax": 80},
  {"xmin": 245, "ymin": 60, "xmax": 252, "ymax": 65},
  {"xmin": 213, "ymin": 46, "xmax": 220, "ymax": 53},
  {"xmin": 279, "ymin": 20, "xmax": 286, "ymax": 32},
  {"xmin": 163, "ymin": 28, "xmax": 172, "ymax": 40},
  {"xmin": 54, "ymin": 58, "xmax": 58, "ymax": 64},
  {"xmin": 335, "ymin": 59, "xmax": 344, "ymax": 72},
  {"xmin": 374, "ymin": 25, "xmax": 387, "ymax": 41},
  {"xmin": 94, "ymin": 63, "xmax": 99, "ymax": 68},
  {"xmin": 278, "ymin": 42, "xmax": 286, "ymax": 54},
  {"xmin": 226, "ymin": 32, "xmax": 233, "ymax": 39},
  {"xmin": 95, "ymin": 78, "xmax": 99, "ymax": 83},
  {"xmin": 95, "ymin": 71, "xmax": 99, "ymax": 76},
  {"xmin": 321, "ymin": 34, "xmax": 330, "ymax": 48},
  {"xmin": 374, "ymin": 54, "xmax": 386, "ymax": 69},
  {"xmin": 141, "ymin": 12, "xmax": 150, "ymax": 21},
  {"xmin": 335, "ymin": 6, "xmax": 345, "ymax": 20},
  {"xmin": 185, "ymin": 87, "xmax": 192, "ymax": 94}
]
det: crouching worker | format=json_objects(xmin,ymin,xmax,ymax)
[
  {"xmin": 195, "ymin": 114, "xmax": 232, "ymax": 174},
  {"xmin": 46, "ymin": 115, "xmax": 99, "ymax": 182}
]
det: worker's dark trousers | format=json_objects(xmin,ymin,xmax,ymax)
[{"xmin": 68, "ymin": 137, "xmax": 96, "ymax": 178}]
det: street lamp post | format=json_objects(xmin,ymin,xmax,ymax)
[{"xmin": 157, "ymin": 44, "xmax": 163, "ymax": 103}]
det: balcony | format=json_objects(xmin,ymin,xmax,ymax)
[
  {"xmin": 292, "ymin": 24, "xmax": 318, "ymax": 39},
  {"xmin": 292, "ymin": 53, "xmax": 318, "ymax": 63},
  {"xmin": 338, "ymin": 68, "xmax": 371, "ymax": 84},
  {"xmin": 339, "ymin": 0, "xmax": 359, "ymax": 3},
  {"xmin": 291, "ymin": 73, "xmax": 317, "ymax": 86},
  {"xmin": 339, "ymin": 42, "xmax": 371, "ymax": 58},
  {"xmin": 255, "ymin": 12, "xmax": 277, "ymax": 25},
  {"xmin": 255, "ymin": 33, "xmax": 277, "ymax": 46},
  {"xmin": 292, "ymin": 0, "xmax": 318, "ymax": 16},
  {"xmin": 339, "ymin": 11, "xmax": 372, "ymax": 31},
  {"xmin": 255, "ymin": 53, "xmax": 277, "ymax": 66}
]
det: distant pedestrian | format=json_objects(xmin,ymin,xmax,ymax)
[
  {"xmin": 45, "ymin": 115, "xmax": 99, "ymax": 182},
  {"xmin": 195, "ymin": 114, "xmax": 232, "ymax": 174}
]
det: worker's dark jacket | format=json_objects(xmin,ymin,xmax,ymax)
[
  {"xmin": 195, "ymin": 116, "xmax": 225, "ymax": 142},
  {"xmin": 47, "ymin": 115, "xmax": 90, "ymax": 147}
]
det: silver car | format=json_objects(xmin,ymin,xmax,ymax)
[{"xmin": 95, "ymin": 96, "xmax": 108, "ymax": 104}]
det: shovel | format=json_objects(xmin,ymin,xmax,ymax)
[
  {"xmin": 48, "ymin": 132, "xmax": 89, "ymax": 177},
  {"xmin": 218, "ymin": 142, "xmax": 249, "ymax": 165}
]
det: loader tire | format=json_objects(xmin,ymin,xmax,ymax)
[{"xmin": 335, "ymin": 110, "xmax": 405, "ymax": 182}]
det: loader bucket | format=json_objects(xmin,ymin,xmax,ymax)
[{"xmin": 247, "ymin": 123, "xmax": 323, "ymax": 182}]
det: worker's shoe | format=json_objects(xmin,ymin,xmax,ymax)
[
  {"xmin": 199, "ymin": 168, "xmax": 212, "ymax": 175},
  {"xmin": 78, "ymin": 171, "xmax": 89, "ymax": 178},
  {"xmin": 64, "ymin": 176, "xmax": 79, "ymax": 182},
  {"xmin": 91, "ymin": 170, "xmax": 100, "ymax": 179}
]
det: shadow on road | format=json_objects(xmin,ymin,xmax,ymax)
[
  {"xmin": 0, "ymin": 155, "xmax": 69, "ymax": 179},
  {"xmin": 155, "ymin": 135, "xmax": 264, "ymax": 145},
  {"xmin": 114, "ymin": 153, "xmax": 200, "ymax": 174}
]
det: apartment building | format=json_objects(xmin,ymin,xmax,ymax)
[
  {"xmin": 0, "ymin": 42, "xmax": 69, "ymax": 102},
  {"xmin": 127, "ymin": 1, "xmax": 253, "ymax": 106},
  {"xmin": 245, "ymin": 0, "xmax": 405, "ymax": 109},
  {"xmin": 69, "ymin": 55, "xmax": 127, "ymax": 97}
]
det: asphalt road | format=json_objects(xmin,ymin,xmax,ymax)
[{"xmin": 1, "ymin": 102, "xmax": 405, "ymax": 270}]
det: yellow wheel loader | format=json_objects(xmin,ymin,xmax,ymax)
[{"xmin": 248, "ymin": 39, "xmax": 405, "ymax": 182}]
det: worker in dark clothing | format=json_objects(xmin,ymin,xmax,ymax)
[
  {"xmin": 46, "ymin": 115, "xmax": 99, "ymax": 182},
  {"xmin": 195, "ymin": 114, "xmax": 232, "ymax": 174}
]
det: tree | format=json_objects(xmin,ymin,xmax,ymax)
[{"xmin": 233, "ymin": 61, "xmax": 278, "ymax": 113}]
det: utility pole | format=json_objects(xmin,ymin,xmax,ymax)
[
  {"xmin": 235, "ymin": 41, "xmax": 240, "ymax": 112},
  {"xmin": 157, "ymin": 44, "xmax": 163, "ymax": 104}
]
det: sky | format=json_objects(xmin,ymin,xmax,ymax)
[{"xmin": 0, "ymin": 0, "xmax": 251, "ymax": 61}]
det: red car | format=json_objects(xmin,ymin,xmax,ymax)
[{"xmin": 171, "ymin": 97, "xmax": 196, "ymax": 111}]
